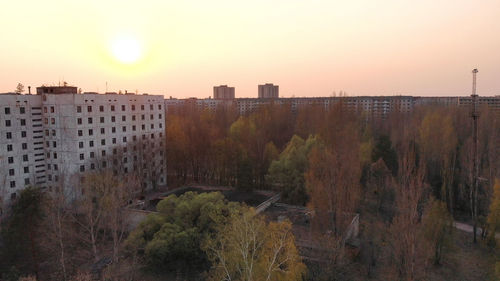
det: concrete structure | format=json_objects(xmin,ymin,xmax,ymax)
[
  {"xmin": 213, "ymin": 85, "xmax": 235, "ymax": 100},
  {"xmin": 1, "ymin": 86, "xmax": 167, "ymax": 205},
  {"xmin": 258, "ymin": 83, "xmax": 279, "ymax": 99}
]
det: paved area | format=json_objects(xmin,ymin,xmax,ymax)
[{"xmin": 454, "ymin": 221, "xmax": 500, "ymax": 239}]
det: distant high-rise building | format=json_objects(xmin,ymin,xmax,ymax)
[
  {"xmin": 213, "ymin": 85, "xmax": 235, "ymax": 100},
  {"xmin": 258, "ymin": 83, "xmax": 279, "ymax": 99}
]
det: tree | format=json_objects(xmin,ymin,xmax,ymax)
[
  {"xmin": 371, "ymin": 135, "xmax": 398, "ymax": 175},
  {"xmin": 486, "ymin": 179, "xmax": 500, "ymax": 246},
  {"xmin": 421, "ymin": 198, "xmax": 454, "ymax": 265},
  {"xmin": 203, "ymin": 208, "xmax": 306, "ymax": 281},
  {"xmin": 267, "ymin": 135, "xmax": 319, "ymax": 205},
  {"xmin": 15, "ymin": 83, "xmax": 24, "ymax": 94},
  {"xmin": 125, "ymin": 192, "xmax": 242, "ymax": 273},
  {"xmin": 0, "ymin": 187, "xmax": 44, "ymax": 279},
  {"xmin": 388, "ymin": 146, "xmax": 428, "ymax": 281}
]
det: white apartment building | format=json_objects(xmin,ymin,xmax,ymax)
[{"xmin": 1, "ymin": 86, "xmax": 167, "ymax": 205}]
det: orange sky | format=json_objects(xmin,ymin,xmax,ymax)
[{"xmin": 1, "ymin": 0, "xmax": 499, "ymax": 98}]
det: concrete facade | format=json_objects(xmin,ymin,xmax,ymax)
[
  {"xmin": 258, "ymin": 83, "xmax": 279, "ymax": 99},
  {"xmin": 1, "ymin": 87, "xmax": 167, "ymax": 205},
  {"xmin": 213, "ymin": 85, "xmax": 235, "ymax": 100}
]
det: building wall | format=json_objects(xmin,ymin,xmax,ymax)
[
  {"xmin": 1, "ymin": 90, "xmax": 167, "ymax": 205},
  {"xmin": 258, "ymin": 84, "xmax": 279, "ymax": 99},
  {"xmin": 213, "ymin": 85, "xmax": 235, "ymax": 100}
]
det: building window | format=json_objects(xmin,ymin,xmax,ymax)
[
  {"xmin": 22, "ymin": 143, "xmax": 27, "ymax": 150},
  {"xmin": 5, "ymin": 107, "xmax": 11, "ymax": 114},
  {"xmin": 51, "ymin": 106, "xmax": 55, "ymax": 113},
  {"xmin": 100, "ymin": 117, "xmax": 105, "ymax": 123},
  {"xmin": 132, "ymin": 115, "xmax": 136, "ymax": 121},
  {"xmin": 21, "ymin": 131, "xmax": 26, "ymax": 138},
  {"xmin": 141, "ymin": 105, "xmax": 145, "ymax": 110},
  {"xmin": 80, "ymin": 165, "xmax": 85, "ymax": 172},
  {"xmin": 54, "ymin": 164, "xmax": 58, "ymax": 170},
  {"xmin": 77, "ymin": 106, "xmax": 82, "ymax": 113},
  {"xmin": 158, "ymin": 114, "xmax": 162, "ymax": 119},
  {"xmin": 99, "ymin": 105, "xmax": 104, "ymax": 112},
  {"xmin": 51, "ymin": 118, "xmax": 55, "ymax": 124},
  {"xmin": 141, "ymin": 124, "xmax": 145, "ymax": 130},
  {"xmin": 121, "ymin": 105, "xmax": 126, "ymax": 111},
  {"xmin": 122, "ymin": 126, "xmax": 126, "ymax": 132},
  {"xmin": 78, "ymin": 130, "xmax": 83, "ymax": 136},
  {"xmin": 123, "ymin": 136, "xmax": 127, "ymax": 143},
  {"xmin": 100, "ymin": 128, "xmax": 105, "ymax": 134},
  {"xmin": 5, "ymin": 120, "xmax": 11, "ymax": 127},
  {"xmin": 159, "ymin": 123, "xmax": 163, "ymax": 128},
  {"xmin": 101, "ymin": 139, "xmax": 106, "ymax": 145},
  {"xmin": 88, "ymin": 117, "xmax": 93, "ymax": 124},
  {"xmin": 90, "ymin": 163, "xmax": 95, "ymax": 170},
  {"xmin": 150, "ymin": 104, "xmax": 153, "ymax": 110},
  {"xmin": 141, "ymin": 114, "xmax": 145, "ymax": 120},
  {"xmin": 20, "ymin": 107, "xmax": 25, "ymax": 114},
  {"xmin": 7, "ymin": 144, "xmax": 13, "ymax": 152},
  {"xmin": 132, "ymin": 105, "xmax": 136, "ymax": 111},
  {"xmin": 102, "ymin": 161, "xmax": 107, "ymax": 168},
  {"xmin": 9, "ymin": 169, "xmax": 15, "ymax": 176},
  {"xmin": 151, "ymin": 124, "xmax": 154, "ymax": 129},
  {"xmin": 150, "ymin": 114, "xmax": 153, "ymax": 120},
  {"xmin": 132, "ymin": 125, "xmax": 136, "ymax": 131},
  {"xmin": 87, "ymin": 106, "xmax": 92, "ymax": 112},
  {"xmin": 111, "ymin": 105, "xmax": 115, "ymax": 111},
  {"xmin": 20, "ymin": 119, "xmax": 26, "ymax": 126},
  {"xmin": 8, "ymin": 157, "xmax": 14, "ymax": 164},
  {"xmin": 111, "ymin": 116, "xmax": 116, "ymax": 122},
  {"xmin": 53, "ymin": 153, "xmax": 57, "ymax": 159},
  {"xmin": 52, "ymin": 130, "xmax": 56, "ymax": 136},
  {"xmin": 79, "ymin": 141, "xmax": 84, "ymax": 148},
  {"xmin": 122, "ymin": 116, "xmax": 126, "ymax": 121},
  {"xmin": 88, "ymin": 129, "xmax": 93, "ymax": 136},
  {"xmin": 10, "ymin": 181, "xmax": 16, "ymax": 188},
  {"xmin": 112, "ymin": 127, "xmax": 116, "ymax": 133},
  {"xmin": 112, "ymin": 138, "xmax": 116, "ymax": 144},
  {"xmin": 90, "ymin": 151, "xmax": 95, "ymax": 158},
  {"xmin": 89, "ymin": 141, "xmax": 94, "ymax": 147},
  {"xmin": 77, "ymin": 118, "xmax": 82, "ymax": 125},
  {"xmin": 23, "ymin": 155, "xmax": 28, "ymax": 162},
  {"xmin": 80, "ymin": 153, "xmax": 84, "ymax": 160},
  {"xmin": 53, "ymin": 141, "xmax": 57, "ymax": 148},
  {"xmin": 101, "ymin": 150, "xmax": 106, "ymax": 156},
  {"xmin": 24, "ymin": 178, "xmax": 30, "ymax": 185}
]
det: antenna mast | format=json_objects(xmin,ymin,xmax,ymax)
[{"xmin": 471, "ymin": 68, "xmax": 479, "ymax": 243}]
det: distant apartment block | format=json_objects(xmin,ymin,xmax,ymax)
[
  {"xmin": 1, "ymin": 86, "xmax": 167, "ymax": 204},
  {"xmin": 213, "ymin": 85, "xmax": 235, "ymax": 100},
  {"xmin": 258, "ymin": 83, "xmax": 279, "ymax": 99}
]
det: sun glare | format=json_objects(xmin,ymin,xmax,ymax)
[{"xmin": 110, "ymin": 34, "xmax": 142, "ymax": 64}]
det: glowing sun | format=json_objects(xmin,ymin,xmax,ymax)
[{"xmin": 110, "ymin": 34, "xmax": 143, "ymax": 64}]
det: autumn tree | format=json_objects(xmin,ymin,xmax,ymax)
[
  {"xmin": 203, "ymin": 208, "xmax": 306, "ymax": 281},
  {"xmin": 15, "ymin": 83, "xmax": 24, "ymax": 94},
  {"xmin": 486, "ymin": 179, "xmax": 500, "ymax": 246},
  {"xmin": 421, "ymin": 198, "xmax": 454, "ymax": 265},
  {"xmin": 388, "ymin": 145, "xmax": 428, "ymax": 281}
]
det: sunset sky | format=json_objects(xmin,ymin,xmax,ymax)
[{"xmin": 1, "ymin": 0, "xmax": 499, "ymax": 98}]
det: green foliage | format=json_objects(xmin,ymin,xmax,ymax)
[
  {"xmin": 0, "ymin": 187, "xmax": 45, "ymax": 277},
  {"xmin": 125, "ymin": 192, "xmax": 242, "ymax": 272},
  {"xmin": 422, "ymin": 198, "xmax": 454, "ymax": 265},
  {"xmin": 266, "ymin": 135, "xmax": 321, "ymax": 205}
]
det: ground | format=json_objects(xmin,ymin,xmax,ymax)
[{"xmin": 426, "ymin": 231, "xmax": 496, "ymax": 281}]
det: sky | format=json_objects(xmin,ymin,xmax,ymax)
[{"xmin": 1, "ymin": 0, "xmax": 499, "ymax": 98}]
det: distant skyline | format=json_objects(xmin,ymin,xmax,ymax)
[{"xmin": 1, "ymin": 0, "xmax": 499, "ymax": 98}]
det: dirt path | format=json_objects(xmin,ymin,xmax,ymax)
[{"xmin": 454, "ymin": 221, "xmax": 500, "ymax": 238}]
